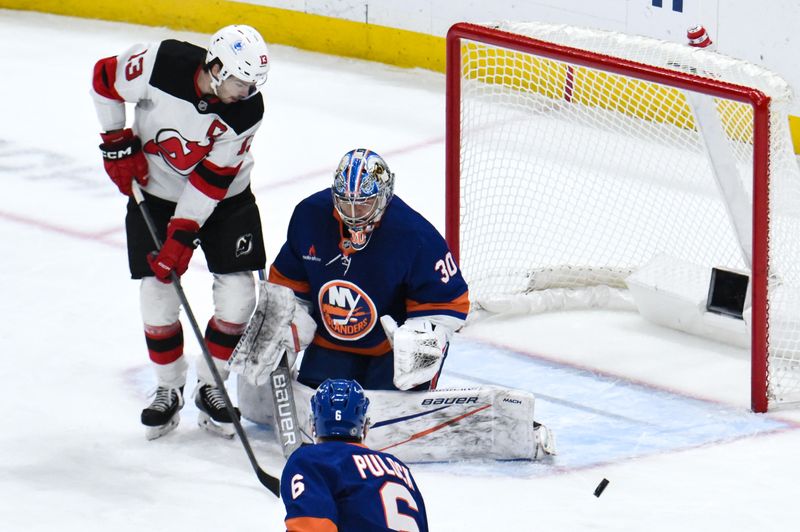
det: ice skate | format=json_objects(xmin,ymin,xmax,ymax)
[
  {"xmin": 195, "ymin": 382, "xmax": 239, "ymax": 439},
  {"xmin": 533, "ymin": 421, "xmax": 556, "ymax": 459},
  {"xmin": 141, "ymin": 386, "xmax": 184, "ymax": 440}
]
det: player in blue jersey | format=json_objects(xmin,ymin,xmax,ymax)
[
  {"xmin": 281, "ymin": 379, "xmax": 429, "ymax": 531},
  {"xmin": 268, "ymin": 148, "xmax": 470, "ymax": 391}
]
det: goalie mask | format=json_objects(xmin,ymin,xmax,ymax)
[
  {"xmin": 332, "ymin": 149, "xmax": 395, "ymax": 232},
  {"xmin": 206, "ymin": 25, "xmax": 270, "ymax": 99},
  {"xmin": 311, "ymin": 379, "xmax": 370, "ymax": 440}
]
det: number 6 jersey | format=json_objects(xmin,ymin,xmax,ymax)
[{"xmin": 281, "ymin": 441, "xmax": 429, "ymax": 532}]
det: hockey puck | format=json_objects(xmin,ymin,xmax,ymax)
[{"xmin": 593, "ymin": 478, "xmax": 609, "ymax": 497}]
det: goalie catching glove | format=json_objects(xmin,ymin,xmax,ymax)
[
  {"xmin": 228, "ymin": 282, "xmax": 316, "ymax": 385},
  {"xmin": 381, "ymin": 316, "xmax": 450, "ymax": 391}
]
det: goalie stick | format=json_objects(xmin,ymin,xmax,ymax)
[
  {"xmin": 131, "ymin": 182, "xmax": 280, "ymax": 497},
  {"xmin": 250, "ymin": 270, "xmax": 303, "ymax": 458},
  {"xmin": 241, "ymin": 270, "xmax": 304, "ymax": 458}
]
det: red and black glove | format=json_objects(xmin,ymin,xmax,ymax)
[
  {"xmin": 99, "ymin": 128, "xmax": 149, "ymax": 196},
  {"xmin": 147, "ymin": 218, "xmax": 201, "ymax": 283}
]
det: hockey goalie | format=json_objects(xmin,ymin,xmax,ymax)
[{"xmin": 229, "ymin": 149, "xmax": 554, "ymax": 461}]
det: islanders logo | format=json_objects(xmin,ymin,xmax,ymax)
[{"xmin": 318, "ymin": 280, "xmax": 377, "ymax": 341}]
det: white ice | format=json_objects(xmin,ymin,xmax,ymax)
[{"xmin": 2, "ymin": 10, "xmax": 800, "ymax": 531}]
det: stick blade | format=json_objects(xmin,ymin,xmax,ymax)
[{"xmin": 257, "ymin": 469, "xmax": 281, "ymax": 497}]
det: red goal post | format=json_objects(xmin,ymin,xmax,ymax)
[{"xmin": 445, "ymin": 22, "xmax": 800, "ymax": 412}]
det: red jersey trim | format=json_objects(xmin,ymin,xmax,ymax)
[
  {"xmin": 92, "ymin": 56, "xmax": 123, "ymax": 101},
  {"xmin": 188, "ymin": 158, "xmax": 241, "ymax": 200}
]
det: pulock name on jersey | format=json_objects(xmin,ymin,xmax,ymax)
[
  {"xmin": 352, "ymin": 452, "xmax": 415, "ymax": 492},
  {"xmin": 420, "ymin": 395, "xmax": 479, "ymax": 406}
]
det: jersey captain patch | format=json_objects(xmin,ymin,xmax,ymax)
[{"xmin": 318, "ymin": 280, "xmax": 376, "ymax": 341}]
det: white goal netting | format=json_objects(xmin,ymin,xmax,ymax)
[{"xmin": 450, "ymin": 21, "xmax": 800, "ymax": 409}]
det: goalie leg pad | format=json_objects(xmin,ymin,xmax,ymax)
[
  {"xmin": 363, "ymin": 386, "xmax": 538, "ymax": 462},
  {"xmin": 238, "ymin": 378, "xmax": 546, "ymax": 462}
]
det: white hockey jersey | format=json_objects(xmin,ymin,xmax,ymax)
[{"xmin": 90, "ymin": 39, "xmax": 264, "ymax": 225}]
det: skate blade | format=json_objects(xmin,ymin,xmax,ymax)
[
  {"xmin": 145, "ymin": 414, "xmax": 180, "ymax": 441},
  {"xmin": 197, "ymin": 411, "xmax": 235, "ymax": 439}
]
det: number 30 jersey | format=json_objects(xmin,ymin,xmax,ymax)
[
  {"xmin": 281, "ymin": 441, "xmax": 429, "ymax": 532},
  {"xmin": 269, "ymin": 190, "xmax": 470, "ymax": 357}
]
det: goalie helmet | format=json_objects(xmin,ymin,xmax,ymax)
[
  {"xmin": 206, "ymin": 25, "xmax": 270, "ymax": 97},
  {"xmin": 311, "ymin": 379, "xmax": 370, "ymax": 440},
  {"xmin": 332, "ymin": 148, "xmax": 395, "ymax": 230}
]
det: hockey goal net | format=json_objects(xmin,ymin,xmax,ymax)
[{"xmin": 446, "ymin": 21, "xmax": 800, "ymax": 412}]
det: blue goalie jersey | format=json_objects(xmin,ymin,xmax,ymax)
[
  {"xmin": 281, "ymin": 441, "xmax": 429, "ymax": 531},
  {"xmin": 269, "ymin": 190, "xmax": 469, "ymax": 358}
]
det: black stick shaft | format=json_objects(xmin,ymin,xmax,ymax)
[{"xmin": 132, "ymin": 183, "xmax": 280, "ymax": 496}]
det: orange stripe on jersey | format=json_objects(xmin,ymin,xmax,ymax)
[
  {"xmin": 406, "ymin": 291, "xmax": 470, "ymax": 315},
  {"xmin": 285, "ymin": 516, "xmax": 338, "ymax": 532},
  {"xmin": 312, "ymin": 335, "xmax": 392, "ymax": 357},
  {"xmin": 268, "ymin": 265, "xmax": 311, "ymax": 295},
  {"xmin": 92, "ymin": 56, "xmax": 123, "ymax": 101}
]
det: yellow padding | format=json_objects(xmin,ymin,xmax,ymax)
[
  {"xmin": 790, "ymin": 116, "xmax": 800, "ymax": 154},
  {"xmin": 0, "ymin": 0, "xmax": 446, "ymax": 71},
  {"xmin": 464, "ymin": 45, "xmax": 758, "ymax": 143},
  {"xmin": 4, "ymin": 1, "xmax": 799, "ymax": 151}
]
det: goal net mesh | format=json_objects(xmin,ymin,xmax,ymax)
[{"xmin": 452, "ymin": 21, "xmax": 800, "ymax": 407}]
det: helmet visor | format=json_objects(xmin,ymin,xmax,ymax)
[{"xmin": 334, "ymin": 194, "xmax": 380, "ymax": 228}]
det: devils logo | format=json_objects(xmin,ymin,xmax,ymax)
[
  {"xmin": 143, "ymin": 119, "xmax": 228, "ymax": 175},
  {"xmin": 143, "ymin": 129, "xmax": 214, "ymax": 175}
]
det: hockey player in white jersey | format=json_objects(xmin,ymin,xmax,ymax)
[{"xmin": 91, "ymin": 25, "xmax": 271, "ymax": 439}]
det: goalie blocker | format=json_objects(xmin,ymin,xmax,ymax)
[{"xmin": 237, "ymin": 377, "xmax": 555, "ymax": 462}]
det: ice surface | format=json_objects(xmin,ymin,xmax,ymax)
[{"xmin": 1, "ymin": 9, "xmax": 799, "ymax": 531}]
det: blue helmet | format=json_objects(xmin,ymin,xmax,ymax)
[
  {"xmin": 332, "ymin": 148, "xmax": 395, "ymax": 230},
  {"xmin": 311, "ymin": 379, "xmax": 370, "ymax": 440}
]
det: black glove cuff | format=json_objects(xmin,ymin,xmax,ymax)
[
  {"xmin": 99, "ymin": 137, "xmax": 142, "ymax": 160},
  {"xmin": 172, "ymin": 229, "xmax": 200, "ymax": 249}
]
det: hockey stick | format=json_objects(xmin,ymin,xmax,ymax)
[
  {"xmin": 131, "ymin": 182, "xmax": 280, "ymax": 497},
  {"xmin": 254, "ymin": 269, "xmax": 304, "ymax": 458}
]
